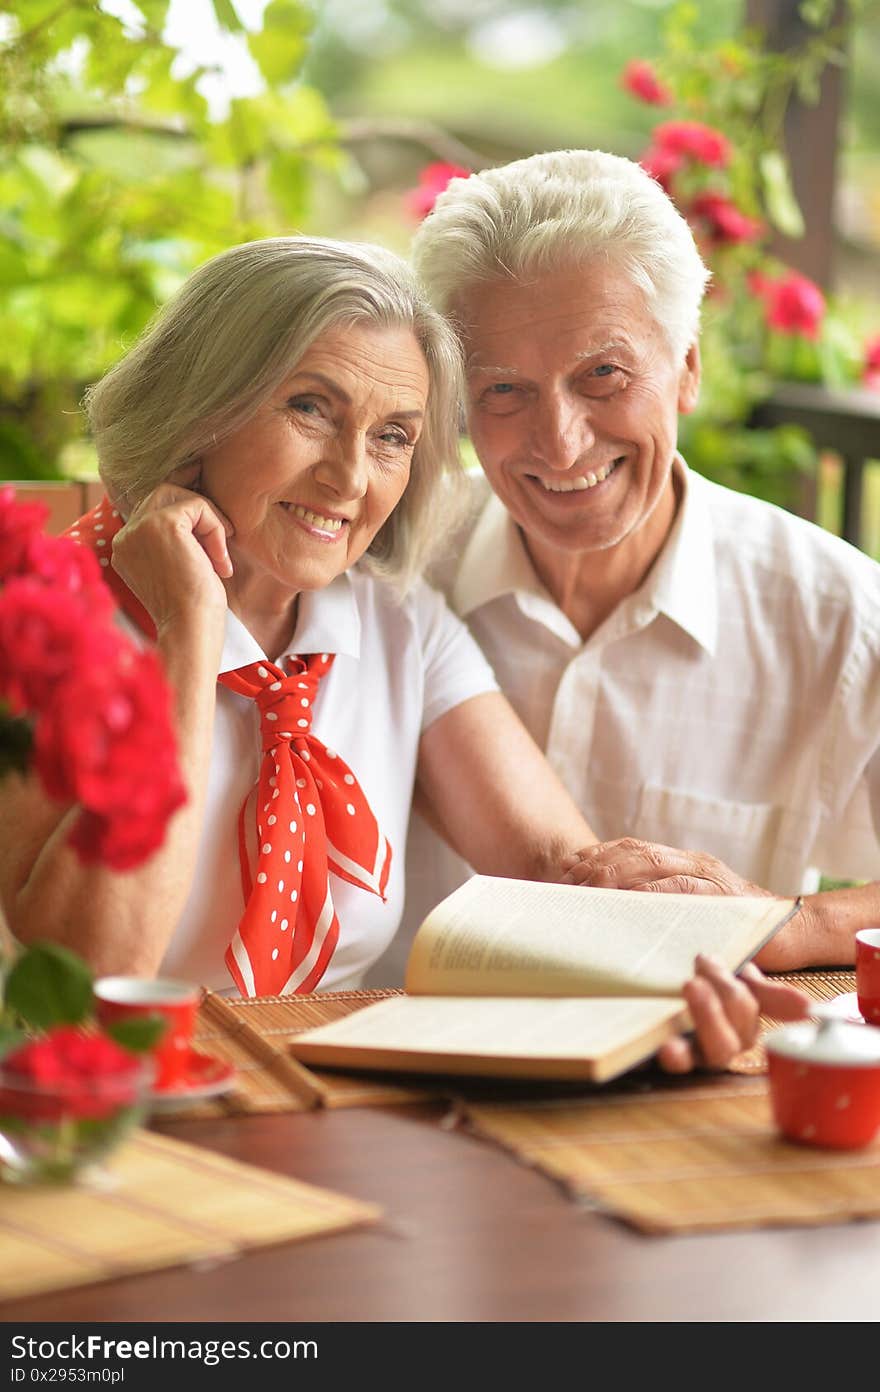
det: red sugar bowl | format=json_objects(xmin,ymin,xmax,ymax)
[{"xmin": 765, "ymin": 1018, "xmax": 880, "ymax": 1150}]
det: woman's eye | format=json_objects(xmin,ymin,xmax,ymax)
[
  {"xmin": 288, "ymin": 397, "xmax": 321, "ymax": 415},
  {"xmin": 378, "ymin": 429, "xmax": 411, "ymax": 448},
  {"xmin": 488, "ymin": 382, "xmax": 516, "ymax": 394}
]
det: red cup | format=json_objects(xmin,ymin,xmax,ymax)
[
  {"xmin": 94, "ymin": 977, "xmax": 201, "ymax": 1092},
  {"xmin": 765, "ymin": 1019, "xmax": 880, "ymax": 1149},
  {"xmin": 856, "ymin": 927, "xmax": 880, "ymax": 1026}
]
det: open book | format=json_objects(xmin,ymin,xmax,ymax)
[{"xmin": 289, "ymin": 876, "xmax": 801, "ymax": 1083}]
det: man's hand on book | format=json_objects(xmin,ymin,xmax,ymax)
[
  {"xmin": 557, "ymin": 838, "xmax": 813, "ymax": 972},
  {"xmin": 656, "ymin": 956, "xmax": 810, "ymax": 1075},
  {"xmin": 558, "ymin": 838, "xmax": 772, "ymax": 899}
]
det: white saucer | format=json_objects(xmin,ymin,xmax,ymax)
[
  {"xmin": 148, "ymin": 1048, "xmax": 237, "ymax": 1112},
  {"xmin": 810, "ymin": 992, "xmax": 865, "ymax": 1025}
]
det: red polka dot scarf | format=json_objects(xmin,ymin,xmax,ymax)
[{"xmin": 66, "ymin": 495, "xmax": 392, "ymax": 997}]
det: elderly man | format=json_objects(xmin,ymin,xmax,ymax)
[{"xmin": 369, "ymin": 147, "xmax": 880, "ymax": 985}]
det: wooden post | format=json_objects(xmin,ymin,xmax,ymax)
[{"xmin": 745, "ymin": 0, "xmax": 848, "ymax": 289}]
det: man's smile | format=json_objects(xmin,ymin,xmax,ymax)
[{"xmin": 527, "ymin": 458, "xmax": 624, "ymax": 493}]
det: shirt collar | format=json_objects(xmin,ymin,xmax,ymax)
[
  {"xmin": 219, "ymin": 571, "xmax": 362, "ymax": 675},
  {"xmin": 452, "ymin": 455, "xmax": 717, "ymax": 655},
  {"xmin": 647, "ymin": 458, "xmax": 717, "ymax": 654}
]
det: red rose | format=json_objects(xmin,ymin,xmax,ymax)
[
  {"xmin": 764, "ymin": 271, "xmax": 825, "ymax": 339},
  {"xmin": 621, "ymin": 60, "xmax": 672, "ymax": 106},
  {"xmin": 690, "ymin": 192, "xmax": 763, "ymax": 246},
  {"xmin": 653, "ymin": 121, "xmax": 732, "ymax": 168},
  {"xmin": 0, "ymin": 1026, "xmax": 142, "ymax": 1121},
  {"xmin": 0, "ymin": 485, "xmax": 48, "ymax": 582},
  {"xmin": 405, "ymin": 162, "xmax": 471, "ymax": 221}
]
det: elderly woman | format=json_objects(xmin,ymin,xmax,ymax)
[{"xmin": 0, "ymin": 236, "xmax": 805, "ymax": 1071}]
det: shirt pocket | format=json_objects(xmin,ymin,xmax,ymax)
[{"xmin": 634, "ymin": 784, "xmax": 819, "ymax": 895}]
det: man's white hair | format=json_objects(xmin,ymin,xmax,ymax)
[{"xmin": 411, "ymin": 148, "xmax": 711, "ymax": 363}]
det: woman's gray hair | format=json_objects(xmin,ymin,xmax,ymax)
[
  {"xmin": 411, "ymin": 148, "xmax": 711, "ymax": 363},
  {"xmin": 84, "ymin": 236, "xmax": 467, "ymax": 590}
]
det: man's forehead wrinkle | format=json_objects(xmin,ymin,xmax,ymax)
[
  {"xmin": 465, "ymin": 355, "xmax": 527, "ymax": 376},
  {"xmin": 466, "ymin": 336, "xmax": 641, "ymax": 378}
]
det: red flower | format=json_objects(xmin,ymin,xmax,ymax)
[
  {"xmin": 0, "ymin": 1026, "xmax": 142, "ymax": 1121},
  {"xmin": 763, "ymin": 272, "xmax": 825, "ymax": 339},
  {"xmin": 863, "ymin": 335, "xmax": 880, "ymax": 391},
  {"xmin": 640, "ymin": 144, "xmax": 683, "ymax": 193},
  {"xmin": 653, "ymin": 121, "xmax": 732, "ymax": 168},
  {"xmin": 34, "ymin": 648, "xmax": 187, "ymax": 871},
  {"xmin": 0, "ymin": 489, "xmax": 187, "ymax": 873},
  {"xmin": 0, "ymin": 485, "xmax": 48, "ymax": 582},
  {"xmin": 690, "ymin": 192, "xmax": 763, "ymax": 246},
  {"xmin": 405, "ymin": 162, "xmax": 471, "ymax": 221},
  {"xmin": 0, "ymin": 578, "xmax": 121, "ymax": 716},
  {"xmin": 747, "ymin": 268, "xmax": 774, "ymax": 299},
  {"xmin": 22, "ymin": 532, "xmax": 115, "ymax": 620},
  {"xmin": 621, "ymin": 60, "xmax": 672, "ymax": 106}
]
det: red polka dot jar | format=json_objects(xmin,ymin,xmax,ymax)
[
  {"xmin": 765, "ymin": 1018, "xmax": 880, "ymax": 1150},
  {"xmin": 855, "ymin": 927, "xmax": 880, "ymax": 1025}
]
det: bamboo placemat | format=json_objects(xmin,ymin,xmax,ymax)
[
  {"xmin": 0, "ymin": 1128, "xmax": 379, "ymax": 1303},
  {"xmin": 184, "ymin": 987, "xmax": 431, "ymax": 1118},
  {"xmin": 463, "ymin": 1069, "xmax": 880, "ymax": 1235},
  {"xmin": 178, "ymin": 971, "xmax": 858, "ymax": 1118},
  {"xmin": 729, "ymin": 969, "xmax": 856, "ymax": 1073}
]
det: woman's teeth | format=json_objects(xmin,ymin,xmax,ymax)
[
  {"xmin": 288, "ymin": 505, "xmax": 344, "ymax": 532},
  {"xmin": 539, "ymin": 459, "xmax": 620, "ymax": 492}
]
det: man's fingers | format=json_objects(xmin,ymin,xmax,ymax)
[
  {"xmin": 680, "ymin": 971, "xmax": 752, "ymax": 1070},
  {"xmin": 656, "ymin": 1035, "xmax": 697, "ymax": 1074},
  {"xmin": 737, "ymin": 961, "xmax": 811, "ymax": 1021}
]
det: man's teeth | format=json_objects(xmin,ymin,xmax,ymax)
[
  {"xmin": 289, "ymin": 505, "xmax": 344, "ymax": 532},
  {"xmin": 539, "ymin": 460, "xmax": 619, "ymax": 492}
]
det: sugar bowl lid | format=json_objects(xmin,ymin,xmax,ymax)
[{"xmin": 765, "ymin": 1017, "xmax": 880, "ymax": 1067}]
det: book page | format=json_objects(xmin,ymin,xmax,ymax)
[
  {"xmin": 405, "ymin": 876, "xmax": 795, "ymax": 999},
  {"xmin": 289, "ymin": 995, "xmax": 690, "ymax": 1083}
]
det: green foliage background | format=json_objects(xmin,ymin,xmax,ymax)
[{"xmin": 0, "ymin": 0, "xmax": 341, "ymax": 476}]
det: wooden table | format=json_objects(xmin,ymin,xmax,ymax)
[{"xmin": 3, "ymin": 1095, "xmax": 879, "ymax": 1323}]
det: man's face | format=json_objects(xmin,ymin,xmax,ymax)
[{"xmin": 462, "ymin": 262, "xmax": 700, "ymax": 562}]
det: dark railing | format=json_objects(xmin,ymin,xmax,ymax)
[{"xmin": 751, "ymin": 382, "xmax": 880, "ymax": 549}]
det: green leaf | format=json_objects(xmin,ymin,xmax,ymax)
[
  {"xmin": 267, "ymin": 148, "xmax": 309, "ymax": 221},
  {"xmin": 135, "ymin": 1, "xmax": 172, "ymax": 31},
  {"xmin": 4, "ymin": 943, "xmax": 94, "ymax": 1031},
  {"xmin": 103, "ymin": 1014, "xmax": 168, "ymax": 1054},
  {"xmin": 247, "ymin": 0, "xmax": 313, "ymax": 87},
  {"xmin": 211, "ymin": 0, "xmax": 245, "ymax": 33},
  {"xmin": 759, "ymin": 151, "xmax": 805, "ymax": 238},
  {"xmin": 799, "ymin": 0, "xmax": 835, "ymax": 28}
]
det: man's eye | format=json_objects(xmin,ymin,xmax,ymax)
[{"xmin": 592, "ymin": 364, "xmax": 616, "ymax": 377}]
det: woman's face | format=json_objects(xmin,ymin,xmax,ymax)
[{"xmin": 198, "ymin": 322, "xmax": 430, "ymax": 610}]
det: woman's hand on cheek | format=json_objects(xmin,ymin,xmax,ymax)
[{"xmin": 111, "ymin": 479, "xmax": 235, "ymax": 634}]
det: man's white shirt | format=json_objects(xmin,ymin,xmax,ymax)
[{"xmin": 368, "ymin": 457, "xmax": 880, "ymax": 985}]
